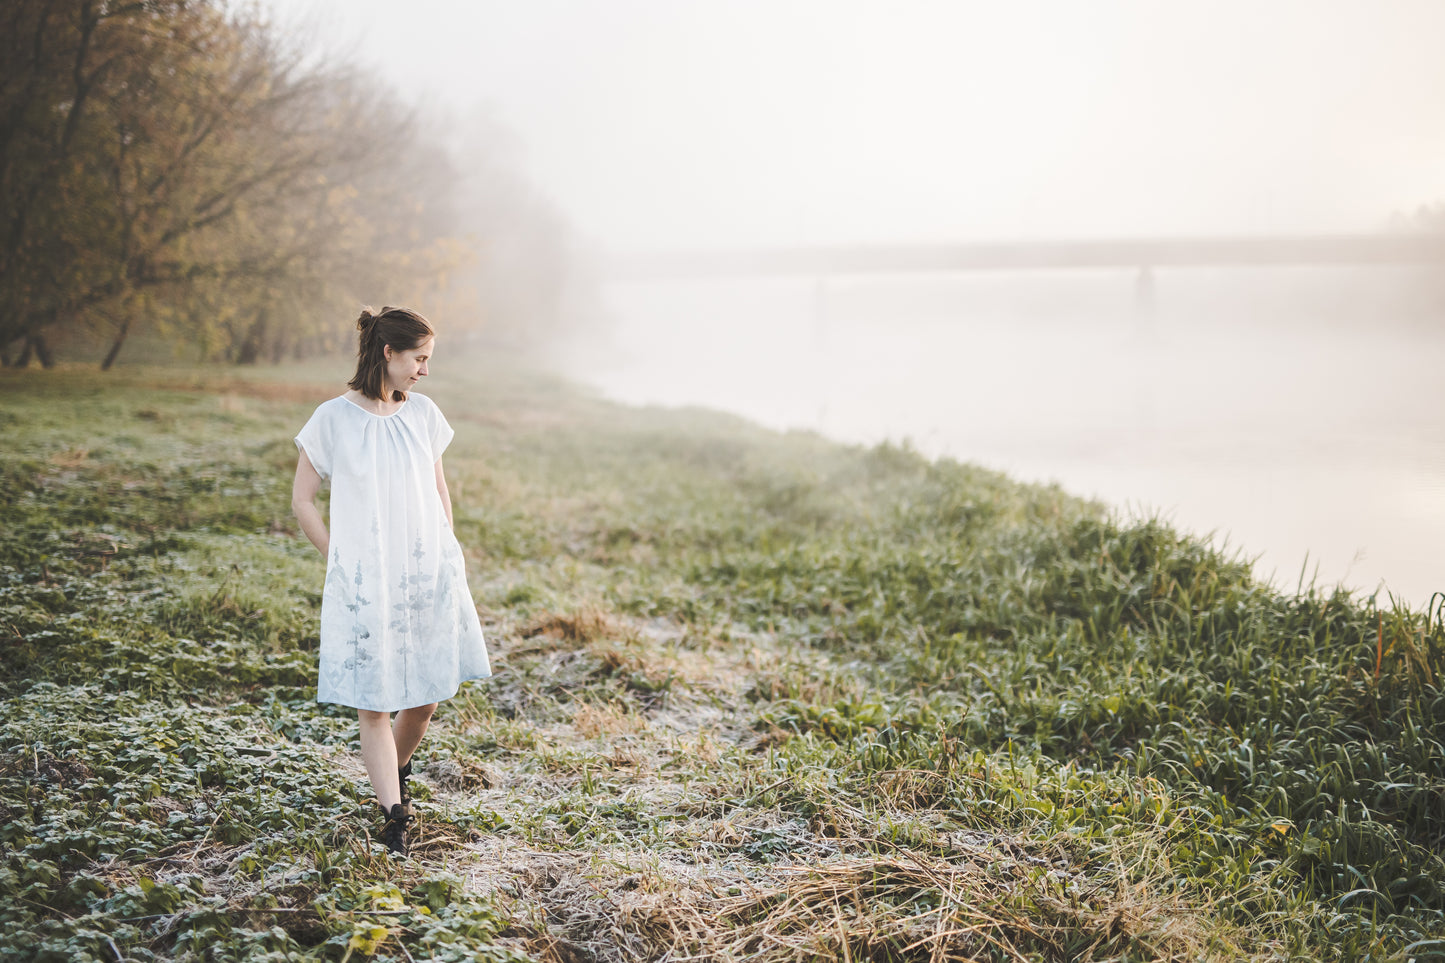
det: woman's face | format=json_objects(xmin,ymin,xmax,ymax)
[{"xmin": 384, "ymin": 337, "xmax": 434, "ymax": 394}]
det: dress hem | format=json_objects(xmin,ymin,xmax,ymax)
[{"xmin": 316, "ymin": 669, "xmax": 493, "ymax": 713}]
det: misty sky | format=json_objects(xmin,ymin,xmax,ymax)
[{"xmin": 262, "ymin": 0, "xmax": 1445, "ymax": 250}]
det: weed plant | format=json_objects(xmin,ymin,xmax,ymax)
[{"xmin": 0, "ymin": 360, "xmax": 1441, "ymax": 961}]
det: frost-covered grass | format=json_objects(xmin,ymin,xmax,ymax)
[{"xmin": 1, "ymin": 357, "xmax": 1442, "ymax": 962}]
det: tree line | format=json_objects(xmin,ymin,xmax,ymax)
[{"xmin": 1, "ymin": 0, "xmax": 579, "ymax": 369}]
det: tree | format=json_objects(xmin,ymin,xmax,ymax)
[{"xmin": 0, "ymin": 0, "xmax": 473, "ymax": 368}]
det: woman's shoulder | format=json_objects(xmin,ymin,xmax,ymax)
[
  {"xmin": 309, "ymin": 395, "xmax": 355, "ymax": 417},
  {"xmin": 299, "ymin": 396, "xmax": 365, "ymax": 432},
  {"xmin": 406, "ymin": 391, "xmax": 444, "ymax": 417}
]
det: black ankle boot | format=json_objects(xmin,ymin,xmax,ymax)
[
  {"xmin": 398, "ymin": 760, "xmax": 413, "ymax": 814},
  {"xmin": 380, "ymin": 802, "xmax": 410, "ymax": 856}
]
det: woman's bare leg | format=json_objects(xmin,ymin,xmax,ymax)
[
  {"xmin": 358, "ymin": 709, "xmax": 403, "ymax": 810},
  {"xmin": 393, "ymin": 703, "xmax": 437, "ymax": 767}
]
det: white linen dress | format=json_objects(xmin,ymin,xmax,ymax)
[{"xmin": 294, "ymin": 393, "xmax": 491, "ymax": 711}]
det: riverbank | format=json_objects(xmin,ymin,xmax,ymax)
[
  {"xmin": 583, "ymin": 270, "xmax": 1445, "ymax": 605},
  {"xmin": 1, "ymin": 356, "xmax": 1441, "ymax": 961}
]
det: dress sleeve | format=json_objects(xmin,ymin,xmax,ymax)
[
  {"xmin": 428, "ymin": 397, "xmax": 455, "ymax": 461},
  {"xmin": 294, "ymin": 405, "xmax": 333, "ymax": 480}
]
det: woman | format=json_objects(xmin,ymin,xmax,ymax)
[{"xmin": 291, "ymin": 306, "xmax": 491, "ymax": 856}]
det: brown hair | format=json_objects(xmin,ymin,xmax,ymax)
[{"xmin": 347, "ymin": 305, "xmax": 434, "ymax": 401}]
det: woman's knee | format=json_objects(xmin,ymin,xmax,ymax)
[{"xmin": 357, "ymin": 708, "xmax": 389, "ymax": 725}]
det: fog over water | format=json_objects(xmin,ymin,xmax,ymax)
[
  {"xmin": 575, "ymin": 267, "xmax": 1445, "ymax": 605},
  {"xmin": 257, "ymin": 0, "xmax": 1445, "ymax": 603}
]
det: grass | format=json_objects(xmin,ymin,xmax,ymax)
[{"xmin": 0, "ymin": 354, "xmax": 1442, "ymax": 961}]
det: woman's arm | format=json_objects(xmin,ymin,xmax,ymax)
[
  {"xmin": 434, "ymin": 456, "xmax": 454, "ymax": 529},
  {"xmin": 292, "ymin": 450, "xmax": 330, "ymax": 557}
]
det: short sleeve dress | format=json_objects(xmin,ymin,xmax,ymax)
[{"xmin": 294, "ymin": 393, "xmax": 491, "ymax": 712}]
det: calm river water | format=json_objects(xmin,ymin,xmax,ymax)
[{"xmin": 572, "ymin": 266, "xmax": 1445, "ymax": 606}]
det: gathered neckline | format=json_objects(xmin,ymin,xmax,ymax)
[{"xmin": 340, "ymin": 395, "xmax": 408, "ymax": 419}]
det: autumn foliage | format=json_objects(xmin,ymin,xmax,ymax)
[{"xmin": 0, "ymin": 0, "xmax": 558, "ymax": 368}]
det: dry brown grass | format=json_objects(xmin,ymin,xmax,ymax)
[
  {"xmin": 572, "ymin": 701, "xmax": 649, "ymax": 739},
  {"xmin": 456, "ymin": 839, "xmax": 1231, "ymax": 963},
  {"xmin": 423, "ymin": 755, "xmax": 500, "ymax": 793},
  {"xmin": 522, "ymin": 607, "xmax": 625, "ymax": 646},
  {"xmin": 47, "ymin": 447, "xmax": 90, "ymax": 467},
  {"xmin": 873, "ymin": 769, "xmax": 953, "ymax": 812},
  {"xmin": 707, "ymin": 854, "xmax": 1226, "ymax": 963}
]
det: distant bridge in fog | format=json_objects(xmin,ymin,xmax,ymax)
[{"xmin": 601, "ymin": 233, "xmax": 1445, "ymax": 280}]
